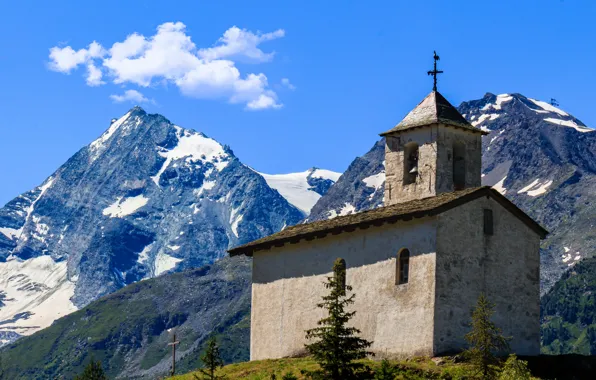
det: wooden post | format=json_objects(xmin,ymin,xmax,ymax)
[{"xmin": 168, "ymin": 332, "xmax": 180, "ymax": 376}]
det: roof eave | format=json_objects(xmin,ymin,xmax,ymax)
[
  {"xmin": 228, "ymin": 186, "xmax": 548, "ymax": 257},
  {"xmin": 228, "ymin": 209, "xmax": 436, "ymax": 257},
  {"xmin": 379, "ymin": 122, "xmax": 489, "ymax": 137}
]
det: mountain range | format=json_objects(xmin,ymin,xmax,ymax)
[{"xmin": 0, "ymin": 91, "xmax": 595, "ymax": 378}]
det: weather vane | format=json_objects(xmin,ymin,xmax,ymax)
[{"xmin": 427, "ymin": 51, "xmax": 443, "ymax": 92}]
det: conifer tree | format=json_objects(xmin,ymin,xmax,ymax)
[
  {"xmin": 464, "ymin": 293, "xmax": 510, "ymax": 380},
  {"xmin": 304, "ymin": 258, "xmax": 373, "ymax": 380},
  {"xmin": 194, "ymin": 336, "xmax": 225, "ymax": 380},
  {"xmin": 74, "ymin": 358, "xmax": 108, "ymax": 380}
]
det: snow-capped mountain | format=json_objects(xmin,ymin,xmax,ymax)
[
  {"xmin": 256, "ymin": 168, "xmax": 341, "ymax": 215},
  {"xmin": 308, "ymin": 93, "xmax": 596, "ymax": 294},
  {"xmin": 0, "ymin": 107, "xmax": 337, "ymax": 344}
]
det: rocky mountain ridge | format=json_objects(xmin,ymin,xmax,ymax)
[{"xmin": 0, "ymin": 107, "xmax": 338, "ymax": 345}]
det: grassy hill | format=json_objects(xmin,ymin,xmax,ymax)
[{"xmin": 169, "ymin": 357, "xmax": 480, "ymax": 380}]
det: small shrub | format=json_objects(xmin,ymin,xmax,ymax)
[
  {"xmin": 281, "ymin": 371, "xmax": 298, "ymax": 380},
  {"xmin": 194, "ymin": 336, "xmax": 225, "ymax": 380},
  {"xmin": 73, "ymin": 358, "xmax": 108, "ymax": 380},
  {"xmin": 498, "ymin": 354, "xmax": 531, "ymax": 380},
  {"xmin": 374, "ymin": 359, "xmax": 398, "ymax": 380}
]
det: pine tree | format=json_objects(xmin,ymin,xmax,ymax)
[
  {"xmin": 194, "ymin": 336, "xmax": 225, "ymax": 380},
  {"xmin": 304, "ymin": 258, "xmax": 373, "ymax": 380},
  {"xmin": 74, "ymin": 358, "xmax": 108, "ymax": 380},
  {"xmin": 464, "ymin": 293, "xmax": 510, "ymax": 380}
]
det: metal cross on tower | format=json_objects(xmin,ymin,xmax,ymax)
[{"xmin": 427, "ymin": 51, "xmax": 443, "ymax": 91}]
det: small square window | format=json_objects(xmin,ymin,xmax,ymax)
[{"xmin": 484, "ymin": 209, "xmax": 493, "ymax": 235}]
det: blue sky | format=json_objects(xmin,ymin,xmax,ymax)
[{"xmin": 1, "ymin": 0, "xmax": 594, "ymax": 205}]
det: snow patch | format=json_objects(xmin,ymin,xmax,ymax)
[
  {"xmin": 544, "ymin": 118, "xmax": 593, "ymax": 133},
  {"xmin": 339, "ymin": 203, "xmax": 356, "ymax": 216},
  {"xmin": 154, "ymin": 251, "xmax": 182, "ymax": 276},
  {"xmin": 102, "ymin": 195, "xmax": 149, "ymax": 218},
  {"xmin": 151, "ymin": 127, "xmax": 230, "ymax": 186},
  {"xmin": 193, "ymin": 180, "xmax": 217, "ymax": 197},
  {"xmin": 310, "ymin": 168, "xmax": 341, "ymax": 182},
  {"xmin": 492, "ymin": 177, "xmax": 507, "ymax": 195},
  {"xmin": 0, "ymin": 227, "xmax": 22, "ymax": 240},
  {"xmin": 363, "ymin": 172, "xmax": 385, "ymax": 190},
  {"xmin": 230, "ymin": 206, "xmax": 244, "ymax": 237},
  {"xmin": 0, "ymin": 256, "xmax": 77, "ymax": 337},
  {"xmin": 518, "ymin": 179, "xmax": 553, "ymax": 197},
  {"xmin": 482, "ymin": 161, "xmax": 512, "ymax": 193},
  {"xmin": 481, "ymin": 94, "xmax": 513, "ymax": 111},
  {"xmin": 362, "ymin": 172, "xmax": 386, "ymax": 199},
  {"xmin": 137, "ymin": 243, "xmax": 154, "ymax": 264},
  {"xmin": 529, "ymin": 99, "xmax": 568, "ymax": 116},
  {"xmin": 472, "ymin": 114, "xmax": 491, "ymax": 126},
  {"xmin": 258, "ymin": 168, "xmax": 340, "ymax": 214},
  {"xmin": 89, "ymin": 112, "xmax": 133, "ymax": 161}
]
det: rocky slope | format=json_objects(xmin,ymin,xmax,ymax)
[
  {"xmin": 0, "ymin": 107, "xmax": 339, "ymax": 345},
  {"xmin": 0, "ymin": 256, "xmax": 251, "ymax": 379},
  {"xmin": 307, "ymin": 93, "xmax": 596, "ymax": 293}
]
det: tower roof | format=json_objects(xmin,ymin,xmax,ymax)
[{"xmin": 380, "ymin": 91, "xmax": 488, "ymax": 136}]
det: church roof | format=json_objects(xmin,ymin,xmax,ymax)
[
  {"xmin": 228, "ymin": 187, "xmax": 548, "ymax": 256},
  {"xmin": 380, "ymin": 91, "xmax": 489, "ymax": 136}
]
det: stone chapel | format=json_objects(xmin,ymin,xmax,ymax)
[{"xmin": 229, "ymin": 82, "xmax": 547, "ymax": 360}]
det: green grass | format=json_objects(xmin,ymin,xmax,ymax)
[{"xmin": 169, "ymin": 356, "xmax": 494, "ymax": 380}]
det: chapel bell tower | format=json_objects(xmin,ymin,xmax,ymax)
[{"xmin": 380, "ymin": 52, "xmax": 488, "ymax": 206}]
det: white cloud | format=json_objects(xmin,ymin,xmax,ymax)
[
  {"xmin": 48, "ymin": 22, "xmax": 286, "ymax": 110},
  {"xmin": 247, "ymin": 94, "xmax": 283, "ymax": 110},
  {"xmin": 198, "ymin": 26, "xmax": 285, "ymax": 62},
  {"xmin": 281, "ymin": 78, "xmax": 295, "ymax": 90},
  {"xmin": 86, "ymin": 63, "xmax": 104, "ymax": 86},
  {"xmin": 109, "ymin": 89, "xmax": 150, "ymax": 104},
  {"xmin": 48, "ymin": 41, "xmax": 106, "ymax": 73}
]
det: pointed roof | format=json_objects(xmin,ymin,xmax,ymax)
[{"xmin": 380, "ymin": 91, "xmax": 488, "ymax": 136}]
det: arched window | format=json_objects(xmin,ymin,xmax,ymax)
[
  {"xmin": 396, "ymin": 249, "xmax": 410, "ymax": 285},
  {"xmin": 403, "ymin": 142, "xmax": 419, "ymax": 185},
  {"xmin": 453, "ymin": 141, "xmax": 466, "ymax": 190}
]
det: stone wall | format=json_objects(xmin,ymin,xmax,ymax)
[
  {"xmin": 250, "ymin": 218, "xmax": 438, "ymax": 360},
  {"xmin": 384, "ymin": 126, "xmax": 438, "ymax": 205},
  {"xmin": 384, "ymin": 125, "xmax": 482, "ymax": 206},
  {"xmin": 434, "ymin": 196, "xmax": 541, "ymax": 355},
  {"xmin": 435, "ymin": 126, "xmax": 482, "ymax": 194}
]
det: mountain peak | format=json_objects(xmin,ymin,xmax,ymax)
[{"xmin": 130, "ymin": 105, "xmax": 146, "ymax": 113}]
